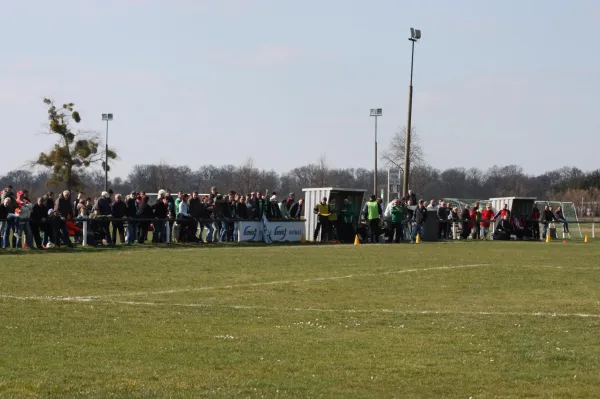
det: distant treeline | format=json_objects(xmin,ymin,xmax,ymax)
[{"xmin": 2, "ymin": 161, "xmax": 600, "ymax": 208}]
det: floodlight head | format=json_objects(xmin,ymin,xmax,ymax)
[
  {"xmin": 101, "ymin": 113, "xmax": 114, "ymax": 121},
  {"xmin": 410, "ymin": 28, "xmax": 421, "ymax": 40},
  {"xmin": 370, "ymin": 108, "xmax": 383, "ymax": 117}
]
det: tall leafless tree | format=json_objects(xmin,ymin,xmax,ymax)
[{"xmin": 381, "ymin": 127, "xmax": 425, "ymax": 173}]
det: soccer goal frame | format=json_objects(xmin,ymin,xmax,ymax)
[{"xmin": 534, "ymin": 200, "xmax": 582, "ymax": 238}]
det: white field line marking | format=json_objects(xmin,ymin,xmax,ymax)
[
  {"xmin": 111, "ymin": 300, "xmax": 600, "ymax": 319},
  {"xmin": 3, "ymin": 294, "xmax": 596, "ymax": 319},
  {"xmin": 0, "ymin": 295, "xmax": 96, "ymax": 302},
  {"xmin": 105, "ymin": 263, "xmax": 492, "ymax": 298},
  {"xmin": 0, "ymin": 263, "xmax": 488, "ymax": 302},
  {"xmin": 4, "ymin": 263, "xmax": 592, "ymax": 304},
  {"xmin": 0, "ymin": 263, "xmax": 489, "ymax": 302},
  {"xmin": 522, "ymin": 265, "xmax": 600, "ymax": 270},
  {"xmin": 101, "ymin": 263, "xmax": 596, "ymax": 299},
  {"xmin": 1, "ymin": 263, "xmax": 491, "ymax": 302}
]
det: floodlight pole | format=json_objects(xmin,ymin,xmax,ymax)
[
  {"xmin": 102, "ymin": 113, "xmax": 113, "ymax": 192},
  {"xmin": 374, "ymin": 114, "xmax": 378, "ymax": 195},
  {"xmin": 370, "ymin": 108, "xmax": 382, "ymax": 196},
  {"xmin": 403, "ymin": 32, "xmax": 418, "ymax": 198},
  {"xmin": 104, "ymin": 118, "xmax": 109, "ymax": 192}
]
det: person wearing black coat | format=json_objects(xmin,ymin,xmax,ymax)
[
  {"xmin": 411, "ymin": 200, "xmax": 428, "ymax": 243},
  {"xmin": 30, "ymin": 198, "xmax": 48, "ymax": 248},
  {"xmin": 95, "ymin": 193, "xmax": 113, "ymax": 245},
  {"xmin": 460, "ymin": 207, "xmax": 471, "ymax": 240},
  {"xmin": 233, "ymin": 197, "xmax": 249, "ymax": 242},
  {"xmin": 0, "ymin": 200, "xmax": 8, "ymax": 248},
  {"xmin": 152, "ymin": 196, "xmax": 168, "ymax": 243},
  {"xmin": 236, "ymin": 198, "xmax": 248, "ymax": 220},
  {"xmin": 43, "ymin": 192, "xmax": 54, "ymax": 213},
  {"xmin": 289, "ymin": 200, "xmax": 304, "ymax": 220},
  {"xmin": 188, "ymin": 193, "xmax": 203, "ymax": 220},
  {"xmin": 226, "ymin": 198, "xmax": 236, "ymax": 242},
  {"xmin": 137, "ymin": 196, "xmax": 154, "ymax": 244},
  {"xmin": 541, "ymin": 205, "xmax": 556, "ymax": 240},
  {"xmin": 437, "ymin": 203, "xmax": 450, "ymax": 239},
  {"xmin": 0, "ymin": 201, "xmax": 7, "ymax": 220},
  {"xmin": 39, "ymin": 193, "xmax": 54, "ymax": 246},
  {"xmin": 246, "ymin": 193, "xmax": 257, "ymax": 220},
  {"xmin": 111, "ymin": 194, "xmax": 127, "ymax": 244},
  {"xmin": 54, "ymin": 192, "xmax": 73, "ymax": 219},
  {"xmin": 52, "ymin": 191, "xmax": 73, "ymax": 247},
  {"xmin": 493, "ymin": 214, "xmax": 513, "ymax": 240},
  {"xmin": 125, "ymin": 194, "xmax": 137, "ymax": 218},
  {"xmin": 212, "ymin": 195, "xmax": 229, "ymax": 242}
]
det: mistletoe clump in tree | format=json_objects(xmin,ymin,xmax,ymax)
[{"xmin": 36, "ymin": 98, "xmax": 117, "ymax": 192}]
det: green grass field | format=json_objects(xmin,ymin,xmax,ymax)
[{"xmin": 1, "ymin": 240, "xmax": 600, "ymax": 398}]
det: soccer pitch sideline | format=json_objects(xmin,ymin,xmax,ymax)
[{"xmin": 1, "ymin": 241, "xmax": 599, "ymax": 398}]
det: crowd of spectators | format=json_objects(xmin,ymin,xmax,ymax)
[
  {"xmin": 357, "ymin": 194, "xmax": 572, "ymax": 244},
  {"xmin": 355, "ymin": 193, "xmax": 428, "ymax": 244},
  {"xmin": 0, "ymin": 182, "xmax": 575, "ymax": 250},
  {"xmin": 0, "ymin": 184, "xmax": 304, "ymax": 249},
  {"xmin": 422, "ymin": 199, "xmax": 569, "ymax": 241}
]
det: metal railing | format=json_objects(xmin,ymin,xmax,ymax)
[
  {"xmin": 439, "ymin": 219, "xmax": 597, "ymax": 240},
  {"xmin": 0, "ymin": 217, "xmax": 598, "ymax": 248}
]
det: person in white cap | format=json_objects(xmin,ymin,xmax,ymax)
[{"xmin": 266, "ymin": 195, "xmax": 282, "ymax": 220}]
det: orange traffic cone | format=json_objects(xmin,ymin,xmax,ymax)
[
  {"xmin": 354, "ymin": 235, "xmax": 360, "ymax": 246},
  {"xmin": 301, "ymin": 233, "xmax": 306, "ymax": 243},
  {"xmin": 545, "ymin": 234, "xmax": 551, "ymax": 243},
  {"xmin": 416, "ymin": 234, "xmax": 421, "ymax": 244},
  {"xmin": 584, "ymin": 235, "xmax": 589, "ymax": 243}
]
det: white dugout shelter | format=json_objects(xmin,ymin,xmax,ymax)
[{"xmin": 302, "ymin": 187, "xmax": 366, "ymax": 242}]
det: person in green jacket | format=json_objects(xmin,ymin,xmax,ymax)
[
  {"xmin": 328, "ymin": 201, "xmax": 339, "ymax": 242},
  {"xmin": 362, "ymin": 195, "xmax": 383, "ymax": 244},
  {"xmin": 174, "ymin": 191, "xmax": 183, "ymax": 217},
  {"xmin": 340, "ymin": 198, "xmax": 355, "ymax": 243},
  {"xmin": 390, "ymin": 199, "xmax": 405, "ymax": 243}
]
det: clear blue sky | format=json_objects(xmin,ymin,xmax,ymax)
[{"xmin": 2, "ymin": 0, "xmax": 599, "ymax": 178}]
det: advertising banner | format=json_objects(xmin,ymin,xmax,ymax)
[
  {"xmin": 238, "ymin": 220, "xmax": 304, "ymax": 243},
  {"xmin": 268, "ymin": 221, "xmax": 304, "ymax": 242},
  {"xmin": 238, "ymin": 221, "xmax": 263, "ymax": 242}
]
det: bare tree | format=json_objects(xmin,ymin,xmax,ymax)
[
  {"xmin": 313, "ymin": 155, "xmax": 329, "ymax": 187},
  {"xmin": 235, "ymin": 158, "xmax": 261, "ymax": 194},
  {"xmin": 381, "ymin": 127, "xmax": 424, "ymax": 172},
  {"xmin": 258, "ymin": 170, "xmax": 280, "ymax": 193}
]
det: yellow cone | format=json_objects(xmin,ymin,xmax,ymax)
[
  {"xmin": 416, "ymin": 234, "xmax": 421, "ymax": 244},
  {"xmin": 301, "ymin": 233, "xmax": 306, "ymax": 243},
  {"xmin": 546, "ymin": 234, "xmax": 551, "ymax": 243},
  {"xmin": 584, "ymin": 235, "xmax": 589, "ymax": 243},
  {"xmin": 354, "ymin": 234, "xmax": 360, "ymax": 246}
]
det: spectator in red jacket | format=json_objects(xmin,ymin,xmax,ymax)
[
  {"xmin": 480, "ymin": 203, "xmax": 495, "ymax": 240},
  {"xmin": 494, "ymin": 204, "xmax": 511, "ymax": 220},
  {"xmin": 469, "ymin": 206, "xmax": 481, "ymax": 239}
]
